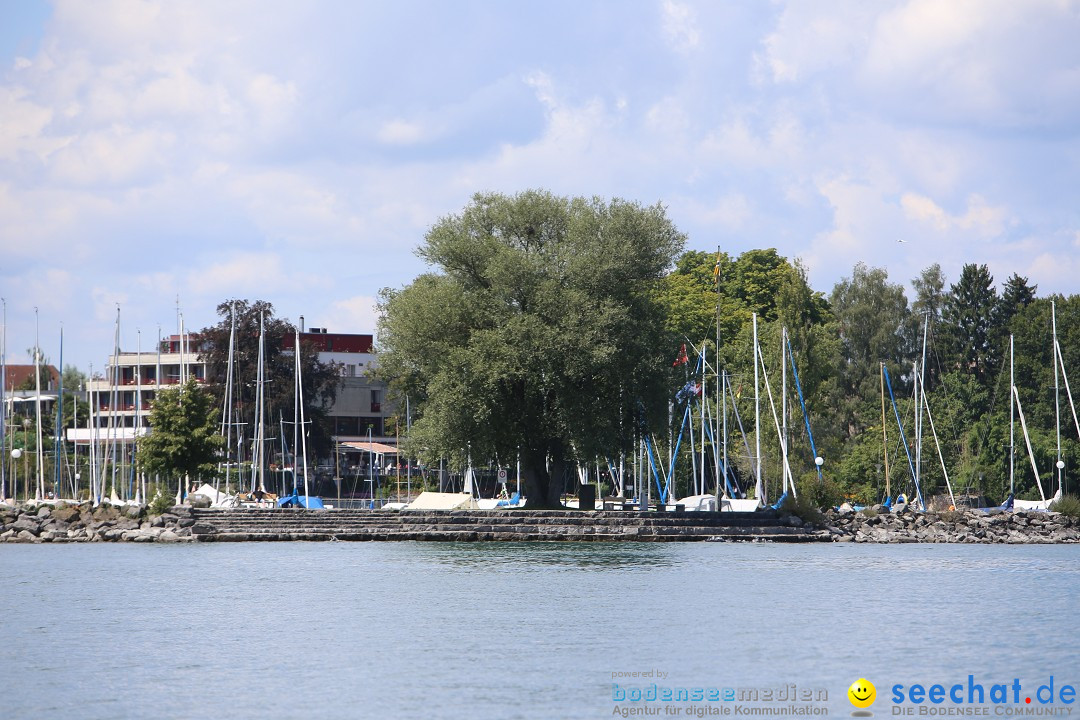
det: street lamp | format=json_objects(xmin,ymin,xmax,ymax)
[{"xmin": 11, "ymin": 448, "xmax": 22, "ymax": 503}]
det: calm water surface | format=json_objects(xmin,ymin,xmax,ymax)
[{"xmin": 2, "ymin": 542, "xmax": 1078, "ymax": 719}]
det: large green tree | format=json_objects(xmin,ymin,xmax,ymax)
[
  {"xmin": 829, "ymin": 263, "xmax": 913, "ymax": 440},
  {"xmin": 138, "ymin": 378, "xmax": 223, "ymax": 483},
  {"xmin": 942, "ymin": 263, "xmax": 999, "ymax": 388},
  {"xmin": 377, "ymin": 190, "xmax": 685, "ymax": 508}
]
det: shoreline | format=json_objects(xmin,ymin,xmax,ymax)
[{"xmin": 2, "ymin": 501, "xmax": 1078, "ymax": 544}]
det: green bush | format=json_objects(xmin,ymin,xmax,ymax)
[
  {"xmin": 780, "ymin": 493, "xmax": 827, "ymax": 527},
  {"xmin": 148, "ymin": 489, "xmax": 174, "ymax": 516},
  {"xmin": 795, "ymin": 475, "xmax": 844, "ymax": 510},
  {"xmin": 1050, "ymin": 494, "xmax": 1080, "ymax": 518}
]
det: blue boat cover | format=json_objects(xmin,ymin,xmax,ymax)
[{"xmin": 277, "ymin": 492, "xmax": 325, "ymax": 509}]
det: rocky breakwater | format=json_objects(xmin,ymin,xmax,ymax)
[
  {"xmin": 823, "ymin": 507, "xmax": 1080, "ymax": 543},
  {"xmin": 0, "ymin": 502, "xmax": 196, "ymax": 543}
]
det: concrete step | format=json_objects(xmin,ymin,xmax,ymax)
[{"xmin": 187, "ymin": 507, "xmax": 823, "ymax": 543}]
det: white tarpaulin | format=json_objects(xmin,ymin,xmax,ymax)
[{"xmin": 404, "ymin": 492, "xmax": 478, "ymax": 510}]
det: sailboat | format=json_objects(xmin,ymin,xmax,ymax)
[
  {"xmin": 278, "ymin": 325, "xmax": 323, "ymax": 509},
  {"xmin": 1014, "ymin": 302, "xmax": 1067, "ymax": 510},
  {"xmin": 718, "ymin": 314, "xmax": 768, "ymax": 511}
]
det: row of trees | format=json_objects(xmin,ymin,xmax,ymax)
[
  {"xmin": 377, "ymin": 190, "xmax": 1077, "ymax": 508},
  {"xmin": 18, "ymin": 189, "xmax": 1067, "ymax": 509},
  {"xmin": 663, "ymin": 249, "xmax": 1072, "ymax": 506}
]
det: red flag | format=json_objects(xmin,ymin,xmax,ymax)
[{"xmin": 672, "ymin": 343, "xmax": 688, "ymax": 367}]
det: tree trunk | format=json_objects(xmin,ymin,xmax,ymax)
[{"xmin": 521, "ymin": 444, "xmax": 565, "ymax": 509}]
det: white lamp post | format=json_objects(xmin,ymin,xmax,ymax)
[{"xmin": 11, "ymin": 448, "xmax": 22, "ymax": 503}]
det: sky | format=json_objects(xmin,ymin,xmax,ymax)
[{"xmin": 2, "ymin": 0, "xmax": 1080, "ymax": 374}]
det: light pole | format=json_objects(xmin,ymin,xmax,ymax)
[{"xmin": 11, "ymin": 448, "xmax": 22, "ymax": 503}]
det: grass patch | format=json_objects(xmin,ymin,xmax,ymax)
[
  {"xmin": 858, "ymin": 507, "xmax": 880, "ymax": 518},
  {"xmin": 1050, "ymin": 494, "xmax": 1080, "ymax": 518}
]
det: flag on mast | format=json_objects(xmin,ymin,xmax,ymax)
[{"xmin": 672, "ymin": 343, "xmax": 688, "ymax": 367}]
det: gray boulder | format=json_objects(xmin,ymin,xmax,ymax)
[
  {"xmin": 186, "ymin": 494, "xmax": 212, "ymax": 509},
  {"xmin": 12, "ymin": 516, "xmax": 40, "ymax": 536}
]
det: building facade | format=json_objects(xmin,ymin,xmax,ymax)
[{"xmin": 74, "ymin": 328, "xmax": 394, "ymax": 458}]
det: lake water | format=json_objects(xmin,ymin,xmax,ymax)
[{"xmin": 2, "ymin": 542, "xmax": 1078, "ymax": 719}]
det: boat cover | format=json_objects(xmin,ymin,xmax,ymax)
[
  {"xmin": 277, "ymin": 491, "xmax": 325, "ymax": 509},
  {"xmin": 404, "ymin": 492, "xmax": 478, "ymax": 510}
]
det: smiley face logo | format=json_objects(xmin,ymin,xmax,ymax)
[{"xmin": 848, "ymin": 678, "xmax": 876, "ymax": 709}]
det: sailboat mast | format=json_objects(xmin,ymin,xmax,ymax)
[
  {"xmin": 34, "ymin": 307, "xmax": 44, "ymax": 499},
  {"xmin": 178, "ymin": 309, "xmax": 186, "ymax": 387},
  {"xmin": 72, "ymin": 372, "xmax": 78, "ymax": 500},
  {"xmin": 1009, "ymin": 335, "xmax": 1015, "ymax": 498},
  {"xmin": 782, "ymin": 327, "xmax": 788, "ymax": 485},
  {"xmin": 1053, "ymin": 300, "xmax": 1063, "ymax": 496},
  {"xmin": 109, "ymin": 307, "xmax": 120, "ymax": 500},
  {"xmin": 916, "ymin": 313, "xmax": 929, "ymax": 496},
  {"xmin": 88, "ymin": 391, "xmax": 97, "ymax": 505},
  {"xmin": 880, "ymin": 363, "xmax": 890, "ymax": 500},
  {"xmin": 714, "ymin": 248, "xmax": 722, "ymax": 501},
  {"xmin": 55, "ymin": 326, "xmax": 64, "ymax": 498},
  {"xmin": 255, "ymin": 312, "xmax": 266, "ymax": 493},
  {"xmin": 220, "ymin": 305, "xmax": 236, "ymax": 498},
  {"xmin": 406, "ymin": 395, "xmax": 412, "ymax": 499},
  {"xmin": 721, "ymin": 372, "xmax": 728, "ymax": 499},
  {"xmin": 700, "ymin": 343, "xmax": 706, "ymax": 496},
  {"xmin": 753, "ymin": 312, "xmax": 762, "ymax": 502},
  {"xmin": 296, "ymin": 326, "xmax": 310, "ymax": 501},
  {"xmin": 293, "ymin": 326, "xmax": 300, "ymax": 495},
  {"xmin": 135, "ymin": 329, "xmax": 142, "ymax": 502}
]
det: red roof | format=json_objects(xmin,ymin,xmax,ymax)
[
  {"xmin": 282, "ymin": 332, "xmax": 373, "ymax": 354},
  {"xmin": 3, "ymin": 365, "xmax": 61, "ymax": 392}
]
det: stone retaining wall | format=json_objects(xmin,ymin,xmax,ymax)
[
  {"xmin": 2, "ymin": 501, "xmax": 1077, "ymax": 544},
  {"xmin": 822, "ymin": 507, "xmax": 1080, "ymax": 543},
  {"xmin": 0, "ymin": 502, "xmax": 195, "ymax": 543}
]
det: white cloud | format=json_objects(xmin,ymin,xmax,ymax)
[
  {"xmin": 321, "ymin": 295, "xmax": 380, "ymax": 338},
  {"xmin": 901, "ymin": 193, "xmax": 1008, "ymax": 237},
  {"xmin": 759, "ymin": 1, "xmax": 872, "ymax": 83},
  {"xmin": 0, "ymin": 86, "xmax": 65, "ymax": 161},
  {"xmin": 377, "ymin": 119, "xmax": 428, "ymax": 146},
  {"xmin": 184, "ymin": 252, "xmax": 318, "ymax": 298},
  {"xmin": 661, "ymin": 0, "xmax": 700, "ymax": 54},
  {"xmin": 2, "ymin": 0, "xmax": 1080, "ymax": 372}
]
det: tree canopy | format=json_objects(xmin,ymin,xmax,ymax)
[
  {"xmin": 377, "ymin": 190, "xmax": 685, "ymax": 507},
  {"xmin": 198, "ymin": 300, "xmax": 341, "ymax": 461},
  {"xmin": 138, "ymin": 377, "xmax": 223, "ymax": 483}
]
